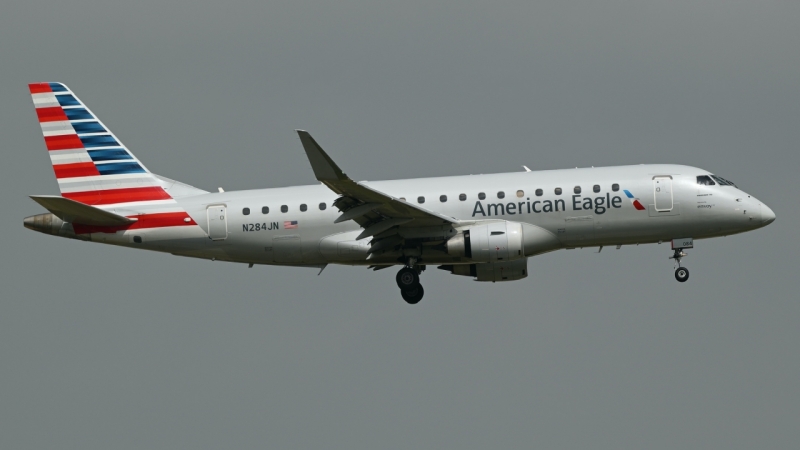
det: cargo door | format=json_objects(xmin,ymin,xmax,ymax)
[
  {"xmin": 273, "ymin": 235, "xmax": 302, "ymax": 263},
  {"xmin": 561, "ymin": 215, "xmax": 595, "ymax": 246}
]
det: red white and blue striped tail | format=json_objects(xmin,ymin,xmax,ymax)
[{"xmin": 29, "ymin": 82, "xmax": 173, "ymax": 207}]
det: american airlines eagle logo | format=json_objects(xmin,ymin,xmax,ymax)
[{"xmin": 623, "ymin": 190, "xmax": 647, "ymax": 211}]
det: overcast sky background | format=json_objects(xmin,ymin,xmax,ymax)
[{"xmin": 1, "ymin": 1, "xmax": 799, "ymax": 449}]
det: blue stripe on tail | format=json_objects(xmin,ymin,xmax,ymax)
[
  {"xmin": 88, "ymin": 149, "xmax": 132, "ymax": 162},
  {"xmin": 96, "ymin": 162, "xmax": 146, "ymax": 175}
]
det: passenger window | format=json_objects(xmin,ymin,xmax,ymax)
[
  {"xmin": 697, "ymin": 175, "xmax": 715, "ymax": 186},
  {"xmin": 573, "ymin": 186, "xmax": 581, "ymax": 194},
  {"xmin": 243, "ymin": 207, "xmax": 250, "ymax": 215},
  {"xmin": 555, "ymin": 188, "xmax": 562, "ymax": 195},
  {"xmin": 262, "ymin": 206, "xmax": 269, "ymax": 214},
  {"xmin": 593, "ymin": 185, "xmax": 600, "ymax": 193},
  {"xmin": 417, "ymin": 196, "xmax": 425, "ymax": 204},
  {"xmin": 535, "ymin": 189, "xmax": 543, "ymax": 197},
  {"xmin": 459, "ymin": 193, "xmax": 467, "ymax": 201},
  {"xmin": 478, "ymin": 192, "xmax": 486, "ymax": 200},
  {"xmin": 319, "ymin": 202, "xmax": 327, "ymax": 210},
  {"xmin": 516, "ymin": 190, "xmax": 524, "ymax": 198},
  {"xmin": 281, "ymin": 205, "xmax": 288, "ymax": 213},
  {"xmin": 300, "ymin": 204, "xmax": 307, "ymax": 212},
  {"xmin": 612, "ymin": 184, "xmax": 619, "ymax": 192},
  {"xmin": 440, "ymin": 195, "xmax": 447, "ymax": 203},
  {"xmin": 497, "ymin": 191, "xmax": 505, "ymax": 199}
]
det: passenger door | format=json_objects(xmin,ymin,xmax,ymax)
[{"xmin": 653, "ymin": 177, "xmax": 673, "ymax": 211}]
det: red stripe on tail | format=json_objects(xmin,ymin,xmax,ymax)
[
  {"xmin": 29, "ymin": 83, "xmax": 53, "ymax": 94},
  {"xmin": 63, "ymin": 186, "xmax": 172, "ymax": 205},
  {"xmin": 44, "ymin": 134, "xmax": 83, "ymax": 151},
  {"xmin": 36, "ymin": 106, "xmax": 69, "ymax": 122},
  {"xmin": 53, "ymin": 162, "xmax": 100, "ymax": 178}
]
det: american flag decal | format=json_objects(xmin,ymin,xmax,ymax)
[{"xmin": 283, "ymin": 220, "xmax": 298, "ymax": 229}]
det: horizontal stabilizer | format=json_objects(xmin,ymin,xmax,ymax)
[{"xmin": 29, "ymin": 195, "xmax": 136, "ymax": 226}]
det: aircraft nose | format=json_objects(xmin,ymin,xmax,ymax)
[{"xmin": 761, "ymin": 203, "xmax": 776, "ymax": 225}]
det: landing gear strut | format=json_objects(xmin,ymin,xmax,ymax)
[{"xmin": 397, "ymin": 258, "xmax": 424, "ymax": 304}]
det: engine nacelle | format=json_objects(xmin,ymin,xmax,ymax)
[
  {"xmin": 445, "ymin": 221, "xmax": 559, "ymax": 262},
  {"xmin": 438, "ymin": 258, "xmax": 528, "ymax": 282}
]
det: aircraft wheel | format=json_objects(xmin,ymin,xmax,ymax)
[
  {"xmin": 675, "ymin": 267, "xmax": 690, "ymax": 282},
  {"xmin": 396, "ymin": 267, "xmax": 420, "ymax": 289},
  {"xmin": 401, "ymin": 284, "xmax": 424, "ymax": 304}
]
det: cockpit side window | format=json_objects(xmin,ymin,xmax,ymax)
[
  {"xmin": 710, "ymin": 175, "xmax": 736, "ymax": 187},
  {"xmin": 697, "ymin": 175, "xmax": 716, "ymax": 186}
]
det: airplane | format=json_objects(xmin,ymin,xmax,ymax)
[{"xmin": 23, "ymin": 82, "xmax": 776, "ymax": 304}]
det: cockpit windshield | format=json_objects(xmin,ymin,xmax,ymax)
[
  {"xmin": 710, "ymin": 175, "xmax": 737, "ymax": 187},
  {"xmin": 696, "ymin": 175, "xmax": 715, "ymax": 186}
]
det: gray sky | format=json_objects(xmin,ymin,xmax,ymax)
[{"xmin": 2, "ymin": 1, "xmax": 799, "ymax": 448}]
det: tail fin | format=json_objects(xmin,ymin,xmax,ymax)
[{"xmin": 29, "ymin": 82, "xmax": 173, "ymax": 207}]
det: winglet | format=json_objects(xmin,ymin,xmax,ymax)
[{"xmin": 296, "ymin": 130, "xmax": 349, "ymax": 182}]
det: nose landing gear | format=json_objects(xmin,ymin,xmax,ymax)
[
  {"xmin": 669, "ymin": 238, "xmax": 693, "ymax": 283},
  {"xmin": 397, "ymin": 258, "xmax": 424, "ymax": 304}
]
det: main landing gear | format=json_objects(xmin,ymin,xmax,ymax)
[{"xmin": 397, "ymin": 259, "xmax": 424, "ymax": 304}]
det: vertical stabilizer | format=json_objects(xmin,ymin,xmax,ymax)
[{"xmin": 29, "ymin": 82, "xmax": 173, "ymax": 207}]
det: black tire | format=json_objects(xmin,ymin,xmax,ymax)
[
  {"xmin": 401, "ymin": 284, "xmax": 424, "ymax": 304},
  {"xmin": 675, "ymin": 267, "xmax": 690, "ymax": 282},
  {"xmin": 396, "ymin": 267, "xmax": 420, "ymax": 289}
]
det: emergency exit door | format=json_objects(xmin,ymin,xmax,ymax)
[
  {"xmin": 207, "ymin": 205, "xmax": 228, "ymax": 240},
  {"xmin": 653, "ymin": 177, "xmax": 673, "ymax": 211}
]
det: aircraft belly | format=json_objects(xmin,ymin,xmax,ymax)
[{"xmin": 90, "ymin": 225, "xmax": 207, "ymax": 247}]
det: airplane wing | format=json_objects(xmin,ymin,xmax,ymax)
[{"xmin": 296, "ymin": 130, "xmax": 459, "ymax": 254}]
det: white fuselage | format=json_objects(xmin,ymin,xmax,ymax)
[{"xmin": 61, "ymin": 164, "xmax": 771, "ymax": 267}]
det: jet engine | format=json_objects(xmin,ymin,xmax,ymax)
[{"xmin": 445, "ymin": 221, "xmax": 560, "ymax": 262}]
